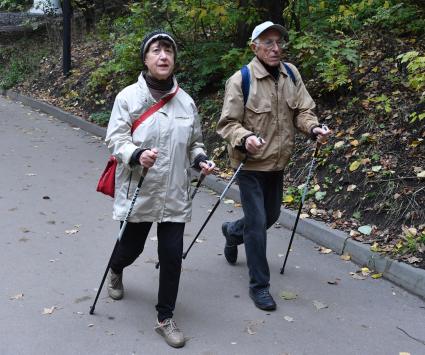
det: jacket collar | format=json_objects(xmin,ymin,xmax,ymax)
[
  {"xmin": 250, "ymin": 56, "xmax": 288, "ymax": 80},
  {"xmin": 137, "ymin": 72, "xmax": 178, "ymax": 100}
]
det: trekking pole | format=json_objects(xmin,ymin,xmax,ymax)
[
  {"xmin": 182, "ymin": 157, "xmax": 247, "ymax": 260},
  {"xmin": 190, "ymin": 161, "xmax": 213, "ymax": 199},
  {"xmin": 191, "ymin": 173, "xmax": 206, "ymax": 199},
  {"xmin": 280, "ymin": 126, "xmax": 329, "ymax": 275},
  {"xmin": 154, "ymin": 157, "xmax": 247, "ymax": 269},
  {"xmin": 90, "ymin": 167, "xmax": 148, "ymax": 315}
]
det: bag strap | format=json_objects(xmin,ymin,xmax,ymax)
[
  {"xmin": 240, "ymin": 62, "xmax": 297, "ymax": 106},
  {"xmin": 283, "ymin": 62, "xmax": 297, "ymax": 86},
  {"xmin": 241, "ymin": 65, "xmax": 251, "ymax": 106},
  {"xmin": 131, "ymin": 85, "xmax": 180, "ymax": 134}
]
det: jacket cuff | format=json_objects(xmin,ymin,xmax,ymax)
[
  {"xmin": 130, "ymin": 148, "xmax": 148, "ymax": 166},
  {"xmin": 235, "ymin": 133, "xmax": 256, "ymax": 152},
  {"xmin": 310, "ymin": 125, "xmax": 321, "ymax": 141}
]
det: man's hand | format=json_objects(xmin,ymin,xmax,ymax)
[
  {"xmin": 139, "ymin": 148, "xmax": 158, "ymax": 168},
  {"xmin": 245, "ymin": 136, "xmax": 265, "ymax": 154},
  {"xmin": 312, "ymin": 125, "xmax": 331, "ymax": 144},
  {"xmin": 199, "ymin": 160, "xmax": 215, "ymax": 175}
]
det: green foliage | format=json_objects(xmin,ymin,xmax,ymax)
[
  {"xmin": 0, "ymin": 42, "xmax": 49, "ymax": 89},
  {"xmin": 89, "ymin": 111, "xmax": 111, "ymax": 126},
  {"xmin": 289, "ymin": 31, "xmax": 360, "ymax": 92},
  {"xmin": 88, "ymin": 0, "xmax": 259, "ymax": 99},
  {"xmin": 0, "ymin": 0, "xmax": 31, "ymax": 11},
  {"xmin": 397, "ymin": 51, "xmax": 425, "ymax": 92}
]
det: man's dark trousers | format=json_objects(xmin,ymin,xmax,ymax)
[{"xmin": 226, "ymin": 170, "xmax": 284, "ymax": 290}]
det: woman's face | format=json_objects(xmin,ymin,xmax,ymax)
[{"xmin": 144, "ymin": 40, "xmax": 175, "ymax": 80}]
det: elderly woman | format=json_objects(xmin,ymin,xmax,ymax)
[{"xmin": 104, "ymin": 30, "xmax": 214, "ymax": 348}]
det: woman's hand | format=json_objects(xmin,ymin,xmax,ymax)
[
  {"xmin": 139, "ymin": 148, "xmax": 158, "ymax": 168},
  {"xmin": 199, "ymin": 160, "xmax": 215, "ymax": 175}
]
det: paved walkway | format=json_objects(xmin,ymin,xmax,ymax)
[{"xmin": 1, "ymin": 96, "xmax": 424, "ymax": 354}]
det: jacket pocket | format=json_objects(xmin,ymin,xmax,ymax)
[{"xmin": 244, "ymin": 102, "xmax": 272, "ymax": 141}]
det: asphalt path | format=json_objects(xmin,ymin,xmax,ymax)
[{"xmin": 1, "ymin": 96, "xmax": 424, "ymax": 355}]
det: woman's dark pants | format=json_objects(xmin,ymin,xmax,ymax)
[
  {"xmin": 226, "ymin": 170, "xmax": 283, "ymax": 290},
  {"xmin": 110, "ymin": 221, "xmax": 184, "ymax": 322}
]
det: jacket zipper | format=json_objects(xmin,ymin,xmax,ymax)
[{"xmin": 275, "ymin": 80, "xmax": 281, "ymax": 165}]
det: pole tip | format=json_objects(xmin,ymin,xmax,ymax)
[
  {"xmin": 89, "ymin": 306, "xmax": 95, "ymax": 315},
  {"xmin": 155, "ymin": 262, "xmax": 160, "ymax": 269}
]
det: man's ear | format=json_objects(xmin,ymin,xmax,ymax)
[{"xmin": 250, "ymin": 42, "xmax": 257, "ymax": 54}]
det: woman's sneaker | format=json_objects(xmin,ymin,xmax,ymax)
[
  {"xmin": 155, "ymin": 318, "xmax": 185, "ymax": 348},
  {"xmin": 107, "ymin": 269, "xmax": 123, "ymax": 300}
]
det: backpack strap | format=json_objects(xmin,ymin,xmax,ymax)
[
  {"xmin": 283, "ymin": 62, "xmax": 297, "ymax": 86},
  {"xmin": 241, "ymin": 65, "xmax": 251, "ymax": 106},
  {"xmin": 240, "ymin": 62, "xmax": 297, "ymax": 106}
]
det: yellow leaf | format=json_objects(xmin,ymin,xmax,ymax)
[
  {"xmin": 350, "ymin": 139, "xmax": 359, "ymax": 146},
  {"xmin": 334, "ymin": 141, "xmax": 345, "ymax": 149},
  {"xmin": 370, "ymin": 242, "xmax": 380, "ymax": 252},
  {"xmin": 349, "ymin": 160, "xmax": 361, "ymax": 171},
  {"xmin": 283, "ymin": 195, "xmax": 294, "ymax": 203},
  {"xmin": 371, "ymin": 273, "xmax": 383, "ymax": 279},
  {"xmin": 340, "ymin": 254, "xmax": 351, "ymax": 261}
]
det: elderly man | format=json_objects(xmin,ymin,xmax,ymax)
[{"xmin": 217, "ymin": 21, "xmax": 331, "ymax": 311}]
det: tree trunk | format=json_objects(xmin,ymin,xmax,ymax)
[{"xmin": 235, "ymin": 0, "xmax": 289, "ymax": 48}]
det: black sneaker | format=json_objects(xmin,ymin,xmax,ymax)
[
  {"xmin": 249, "ymin": 288, "xmax": 277, "ymax": 311},
  {"xmin": 222, "ymin": 222, "xmax": 237, "ymax": 264}
]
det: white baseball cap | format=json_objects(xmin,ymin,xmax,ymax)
[{"xmin": 251, "ymin": 21, "xmax": 286, "ymax": 42}]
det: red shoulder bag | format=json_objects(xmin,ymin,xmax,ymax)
[{"xmin": 96, "ymin": 87, "xmax": 179, "ymax": 197}]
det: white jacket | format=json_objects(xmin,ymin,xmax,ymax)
[{"xmin": 105, "ymin": 73, "xmax": 206, "ymax": 222}]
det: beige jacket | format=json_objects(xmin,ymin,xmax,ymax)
[
  {"xmin": 217, "ymin": 56, "xmax": 318, "ymax": 170},
  {"xmin": 105, "ymin": 72, "xmax": 206, "ymax": 223}
]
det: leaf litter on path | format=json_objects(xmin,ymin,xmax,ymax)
[
  {"xmin": 313, "ymin": 300, "xmax": 328, "ymax": 310},
  {"xmin": 244, "ymin": 319, "xmax": 265, "ymax": 335},
  {"xmin": 279, "ymin": 291, "xmax": 298, "ymax": 300}
]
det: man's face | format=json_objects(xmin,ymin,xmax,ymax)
[{"xmin": 251, "ymin": 29, "xmax": 283, "ymax": 67}]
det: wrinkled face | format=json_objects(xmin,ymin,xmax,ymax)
[
  {"xmin": 144, "ymin": 40, "xmax": 175, "ymax": 80},
  {"xmin": 251, "ymin": 29, "xmax": 284, "ymax": 67}
]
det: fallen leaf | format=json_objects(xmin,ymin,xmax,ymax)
[
  {"xmin": 26, "ymin": 173, "xmax": 37, "ymax": 176},
  {"xmin": 283, "ymin": 195, "xmax": 294, "ymax": 203},
  {"xmin": 245, "ymin": 320, "xmax": 264, "ymax": 335},
  {"xmin": 407, "ymin": 256, "xmax": 421, "ymax": 264},
  {"xmin": 43, "ymin": 306, "xmax": 57, "ymax": 315},
  {"xmin": 223, "ymin": 199, "xmax": 235, "ymax": 204},
  {"xmin": 327, "ymin": 279, "xmax": 339, "ymax": 285},
  {"xmin": 319, "ymin": 247, "xmax": 332, "ymax": 254},
  {"xmin": 340, "ymin": 254, "xmax": 351, "ymax": 261},
  {"xmin": 334, "ymin": 141, "xmax": 345, "ymax": 149},
  {"xmin": 350, "ymin": 139, "xmax": 359, "ymax": 146},
  {"xmin": 313, "ymin": 300, "xmax": 328, "ymax": 310},
  {"xmin": 371, "ymin": 165, "xmax": 382, "ymax": 172},
  {"xmin": 347, "ymin": 184, "xmax": 357, "ymax": 192},
  {"xmin": 358, "ymin": 225, "xmax": 372, "ymax": 235},
  {"xmin": 349, "ymin": 160, "xmax": 361, "ymax": 171},
  {"xmin": 417, "ymin": 171, "xmax": 425, "ymax": 178},
  {"xmin": 371, "ymin": 273, "xmax": 383, "ymax": 279},
  {"xmin": 300, "ymin": 213, "xmax": 309, "ymax": 219},
  {"xmin": 284, "ymin": 316, "xmax": 294, "ymax": 322},
  {"xmin": 361, "ymin": 267, "xmax": 371, "ymax": 276},
  {"xmin": 234, "ymin": 203, "xmax": 242, "ymax": 208},
  {"xmin": 350, "ymin": 272, "xmax": 366, "ymax": 280},
  {"xmin": 88, "ymin": 323, "xmax": 94, "ymax": 327},
  {"xmin": 65, "ymin": 229, "xmax": 79, "ymax": 235},
  {"xmin": 279, "ymin": 291, "xmax": 298, "ymax": 300},
  {"xmin": 10, "ymin": 293, "xmax": 24, "ymax": 300}
]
